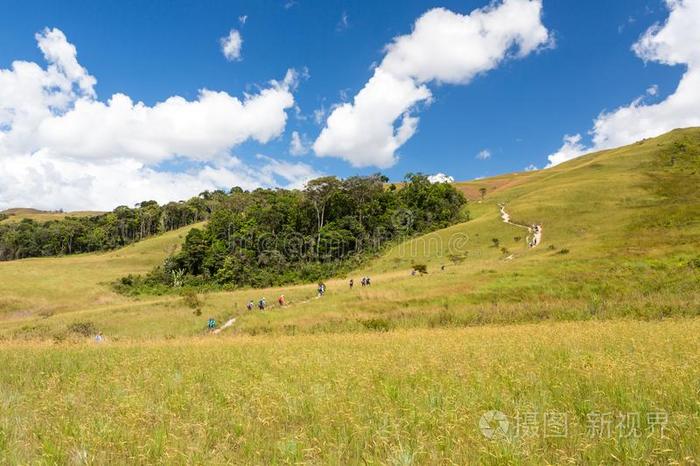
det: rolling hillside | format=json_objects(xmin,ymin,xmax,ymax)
[
  {"xmin": 1, "ymin": 128, "xmax": 698, "ymax": 339},
  {"xmin": 0, "ymin": 129, "xmax": 698, "ymax": 463}
]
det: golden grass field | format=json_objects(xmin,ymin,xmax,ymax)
[
  {"xmin": 0, "ymin": 129, "xmax": 698, "ymax": 463},
  {"xmin": 1, "ymin": 319, "xmax": 698, "ymax": 464}
]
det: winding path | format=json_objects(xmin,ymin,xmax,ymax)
[
  {"xmin": 498, "ymin": 204, "xmax": 542, "ymax": 248},
  {"xmin": 211, "ymin": 317, "xmax": 236, "ymax": 334}
]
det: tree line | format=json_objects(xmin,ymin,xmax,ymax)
[
  {"xmin": 0, "ymin": 195, "xmax": 226, "ymax": 261},
  {"xmin": 116, "ymin": 173, "xmax": 467, "ymax": 293}
]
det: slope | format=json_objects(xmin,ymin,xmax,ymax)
[{"xmin": 0, "ymin": 129, "xmax": 698, "ymax": 340}]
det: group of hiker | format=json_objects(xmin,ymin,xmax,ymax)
[
  {"xmin": 207, "ymin": 275, "xmax": 379, "ymax": 330},
  {"xmin": 244, "ymin": 295, "xmax": 287, "ymax": 311},
  {"xmin": 348, "ymin": 277, "xmax": 371, "ymax": 288},
  {"xmin": 528, "ymin": 224, "xmax": 541, "ymax": 248}
]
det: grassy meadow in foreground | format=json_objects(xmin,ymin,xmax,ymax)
[{"xmin": 1, "ymin": 319, "xmax": 698, "ymax": 464}]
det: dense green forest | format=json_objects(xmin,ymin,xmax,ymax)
[
  {"xmin": 117, "ymin": 174, "xmax": 467, "ymax": 292},
  {"xmin": 0, "ymin": 195, "xmax": 224, "ymax": 261}
]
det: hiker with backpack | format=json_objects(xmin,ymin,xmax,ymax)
[{"xmin": 258, "ymin": 298, "xmax": 266, "ymax": 310}]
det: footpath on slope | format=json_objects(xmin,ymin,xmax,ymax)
[
  {"xmin": 210, "ymin": 290, "xmax": 327, "ymax": 335},
  {"xmin": 211, "ymin": 317, "xmax": 236, "ymax": 334},
  {"xmin": 209, "ymin": 270, "xmax": 414, "ymax": 335},
  {"xmin": 498, "ymin": 204, "xmax": 543, "ymax": 249}
]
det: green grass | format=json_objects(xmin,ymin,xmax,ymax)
[
  {"xmin": 2, "ymin": 130, "xmax": 699, "ymax": 339},
  {"xmin": 0, "ymin": 208, "xmax": 103, "ymax": 224},
  {"xmin": 0, "ymin": 319, "xmax": 697, "ymax": 464},
  {"xmin": 0, "ymin": 224, "xmax": 203, "ymax": 336},
  {"xmin": 0, "ymin": 129, "xmax": 699, "ymax": 463}
]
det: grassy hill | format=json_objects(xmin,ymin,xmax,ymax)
[
  {"xmin": 0, "ymin": 208, "xmax": 104, "ymax": 224},
  {"xmin": 0, "ymin": 128, "xmax": 698, "ymax": 463}
]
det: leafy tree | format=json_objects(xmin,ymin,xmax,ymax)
[
  {"xmin": 116, "ymin": 173, "xmax": 468, "ymax": 292},
  {"xmin": 305, "ymin": 177, "xmax": 342, "ymax": 253}
]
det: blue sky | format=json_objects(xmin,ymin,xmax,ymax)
[{"xmin": 0, "ymin": 0, "xmax": 697, "ymax": 210}]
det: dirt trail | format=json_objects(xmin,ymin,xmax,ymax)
[
  {"xmin": 498, "ymin": 204, "xmax": 542, "ymax": 248},
  {"xmin": 212, "ymin": 317, "xmax": 236, "ymax": 334}
]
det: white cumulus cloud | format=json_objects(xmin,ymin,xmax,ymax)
[
  {"xmin": 314, "ymin": 0, "xmax": 551, "ymax": 168},
  {"xmin": 547, "ymin": 0, "xmax": 700, "ymax": 166},
  {"xmin": 221, "ymin": 29, "xmax": 243, "ymax": 61},
  {"xmin": 546, "ymin": 134, "xmax": 587, "ymax": 167},
  {"xmin": 0, "ymin": 28, "xmax": 314, "ymax": 210},
  {"xmin": 427, "ymin": 173, "xmax": 454, "ymax": 183}
]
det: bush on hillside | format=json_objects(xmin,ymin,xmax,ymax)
[
  {"xmin": 448, "ymin": 253, "xmax": 467, "ymax": 265},
  {"xmin": 360, "ymin": 318, "xmax": 391, "ymax": 332},
  {"xmin": 180, "ymin": 288, "xmax": 201, "ymax": 309},
  {"xmin": 67, "ymin": 321, "xmax": 98, "ymax": 337}
]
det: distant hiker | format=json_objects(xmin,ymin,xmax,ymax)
[
  {"xmin": 207, "ymin": 318, "xmax": 217, "ymax": 329},
  {"xmin": 246, "ymin": 300, "xmax": 254, "ymax": 311},
  {"xmin": 258, "ymin": 298, "xmax": 266, "ymax": 310},
  {"xmin": 278, "ymin": 295, "xmax": 286, "ymax": 306},
  {"xmin": 361, "ymin": 277, "xmax": 367, "ymax": 287},
  {"xmin": 366, "ymin": 277, "xmax": 371, "ymax": 286},
  {"xmin": 318, "ymin": 283, "xmax": 326, "ymax": 297},
  {"xmin": 441, "ymin": 264, "xmax": 445, "ymax": 271},
  {"xmin": 95, "ymin": 332, "xmax": 104, "ymax": 343},
  {"xmin": 349, "ymin": 279, "xmax": 354, "ymax": 289},
  {"xmin": 411, "ymin": 269, "xmax": 416, "ymax": 276}
]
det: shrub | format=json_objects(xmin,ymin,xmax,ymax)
[
  {"xmin": 412, "ymin": 263, "xmax": 428, "ymax": 274},
  {"xmin": 429, "ymin": 310, "xmax": 457, "ymax": 328},
  {"xmin": 448, "ymin": 254, "xmax": 466, "ymax": 265},
  {"xmin": 67, "ymin": 321, "xmax": 98, "ymax": 337},
  {"xmin": 180, "ymin": 288, "xmax": 201, "ymax": 309},
  {"xmin": 558, "ymin": 249, "xmax": 570, "ymax": 255},
  {"xmin": 360, "ymin": 318, "xmax": 391, "ymax": 332}
]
